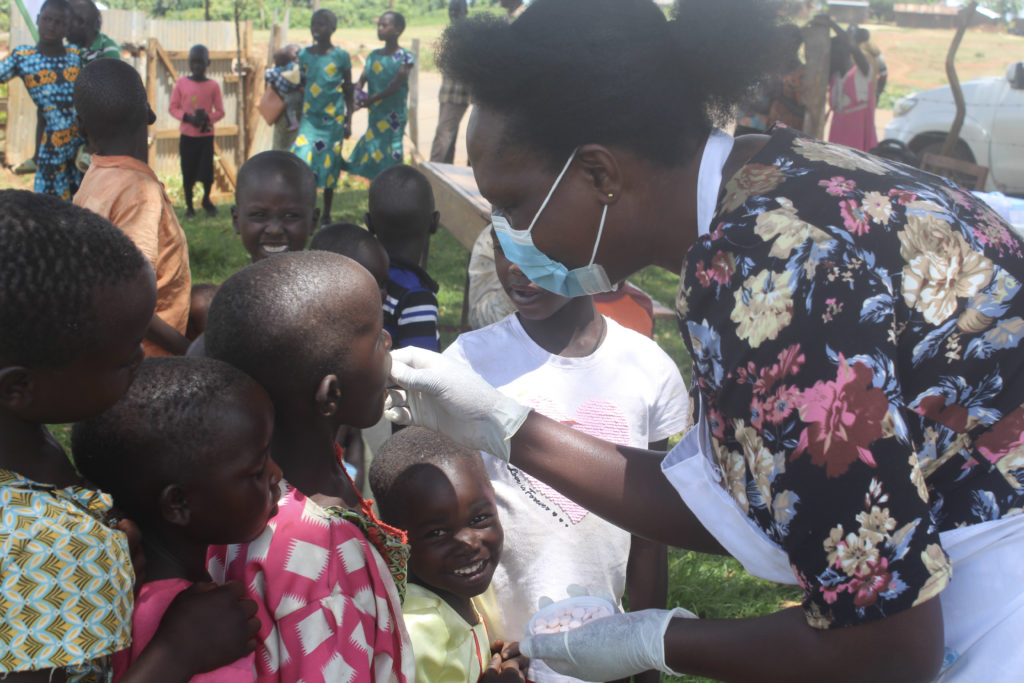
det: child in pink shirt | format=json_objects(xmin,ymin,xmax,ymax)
[
  {"xmin": 169, "ymin": 44, "xmax": 224, "ymax": 218},
  {"xmin": 73, "ymin": 357, "xmax": 283, "ymax": 682},
  {"xmin": 204, "ymin": 252, "xmax": 414, "ymax": 682}
]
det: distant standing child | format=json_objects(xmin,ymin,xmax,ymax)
[
  {"xmin": 371, "ymin": 427, "xmax": 528, "ymax": 683},
  {"xmin": 205, "ymin": 252, "xmax": 414, "ymax": 682},
  {"xmin": 74, "ymin": 58, "xmax": 192, "ymax": 357},
  {"xmin": 169, "ymin": 44, "xmax": 224, "ymax": 218},
  {"xmin": 0, "ymin": 0, "xmax": 84, "ymax": 199},
  {"xmin": 292, "ymin": 9, "xmax": 353, "ymax": 225},
  {"xmin": 347, "ymin": 11, "xmax": 414, "ymax": 180},
  {"xmin": 443, "ymin": 226, "xmax": 690, "ymax": 683},
  {"xmin": 232, "ymin": 150, "xmax": 319, "ymax": 263},
  {"xmin": 0, "ymin": 190, "xmax": 258, "ymax": 682},
  {"xmin": 73, "ymin": 357, "xmax": 284, "ymax": 682},
  {"xmin": 366, "ymin": 164, "xmax": 440, "ymax": 351},
  {"xmin": 264, "ymin": 43, "xmax": 303, "ymax": 151}
]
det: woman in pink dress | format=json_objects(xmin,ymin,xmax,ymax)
[{"xmin": 826, "ymin": 20, "xmax": 876, "ymax": 152}]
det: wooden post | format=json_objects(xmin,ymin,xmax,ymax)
[
  {"xmin": 245, "ymin": 55, "xmax": 262, "ymax": 158},
  {"xmin": 269, "ymin": 9, "xmax": 282, "ymax": 62},
  {"xmin": 942, "ymin": 2, "xmax": 977, "ymax": 158},
  {"xmin": 146, "ymin": 38, "xmax": 158, "ymax": 169},
  {"xmin": 408, "ymin": 38, "xmax": 420, "ymax": 154},
  {"xmin": 801, "ymin": 16, "xmax": 830, "ymax": 139}
]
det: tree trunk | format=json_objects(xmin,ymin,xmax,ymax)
[{"xmin": 942, "ymin": 2, "xmax": 977, "ymax": 157}]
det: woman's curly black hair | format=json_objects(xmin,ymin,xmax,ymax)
[{"xmin": 438, "ymin": 0, "xmax": 789, "ymax": 167}]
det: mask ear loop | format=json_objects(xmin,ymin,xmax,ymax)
[
  {"xmin": 526, "ymin": 147, "xmax": 580, "ymax": 235},
  {"xmin": 587, "ymin": 203, "xmax": 608, "ymax": 266}
]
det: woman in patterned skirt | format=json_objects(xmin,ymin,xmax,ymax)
[
  {"xmin": 0, "ymin": 0, "xmax": 83, "ymax": 199},
  {"xmin": 347, "ymin": 11, "xmax": 414, "ymax": 180},
  {"xmin": 291, "ymin": 8, "xmax": 352, "ymax": 224}
]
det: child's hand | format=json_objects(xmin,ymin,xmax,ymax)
[
  {"xmin": 150, "ymin": 581, "xmax": 260, "ymax": 676},
  {"xmin": 479, "ymin": 640, "xmax": 528, "ymax": 682}
]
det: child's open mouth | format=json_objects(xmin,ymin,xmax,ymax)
[
  {"xmin": 452, "ymin": 558, "xmax": 488, "ymax": 577},
  {"xmin": 508, "ymin": 285, "xmax": 544, "ymax": 306},
  {"xmin": 261, "ymin": 243, "xmax": 289, "ymax": 255}
]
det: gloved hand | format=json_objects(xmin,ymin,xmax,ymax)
[
  {"xmin": 519, "ymin": 607, "xmax": 696, "ymax": 681},
  {"xmin": 386, "ymin": 347, "xmax": 531, "ymax": 461}
]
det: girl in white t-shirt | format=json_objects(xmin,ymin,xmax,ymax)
[{"xmin": 443, "ymin": 229, "xmax": 690, "ymax": 683}]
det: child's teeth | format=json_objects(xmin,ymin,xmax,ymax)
[
  {"xmin": 263, "ymin": 244, "xmax": 288, "ymax": 253},
  {"xmin": 454, "ymin": 560, "xmax": 484, "ymax": 576}
]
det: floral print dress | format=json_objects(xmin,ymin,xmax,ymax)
[
  {"xmin": 678, "ymin": 126, "xmax": 1024, "ymax": 631},
  {"xmin": 0, "ymin": 46, "xmax": 84, "ymax": 199}
]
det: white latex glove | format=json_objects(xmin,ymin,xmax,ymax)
[
  {"xmin": 519, "ymin": 607, "xmax": 696, "ymax": 680},
  {"xmin": 385, "ymin": 346, "xmax": 531, "ymax": 461}
]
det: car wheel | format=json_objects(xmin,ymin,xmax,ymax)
[{"xmin": 918, "ymin": 139, "xmax": 975, "ymax": 163}]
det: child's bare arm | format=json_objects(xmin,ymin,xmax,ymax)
[
  {"xmin": 146, "ymin": 314, "xmax": 191, "ymax": 356},
  {"xmin": 365, "ymin": 63, "xmax": 411, "ymax": 107}
]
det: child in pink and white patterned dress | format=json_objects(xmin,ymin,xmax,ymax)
[{"xmin": 204, "ymin": 251, "xmax": 414, "ymax": 683}]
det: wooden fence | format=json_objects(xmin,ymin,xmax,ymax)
[{"xmin": 5, "ymin": 5, "xmax": 270, "ymax": 190}]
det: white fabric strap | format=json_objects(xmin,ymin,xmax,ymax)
[{"xmin": 696, "ymin": 128, "xmax": 735, "ymax": 237}]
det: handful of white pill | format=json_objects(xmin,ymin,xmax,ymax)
[{"xmin": 527, "ymin": 596, "xmax": 615, "ymax": 636}]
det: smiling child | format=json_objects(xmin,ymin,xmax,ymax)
[
  {"xmin": 371, "ymin": 426, "xmax": 527, "ymax": 683},
  {"xmin": 232, "ymin": 150, "xmax": 319, "ymax": 263}
]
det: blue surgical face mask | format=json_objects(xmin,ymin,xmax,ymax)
[{"xmin": 492, "ymin": 148, "xmax": 613, "ymax": 298}]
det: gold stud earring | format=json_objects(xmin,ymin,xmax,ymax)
[{"xmin": 607, "ymin": 193, "xmax": 614, "ymax": 199}]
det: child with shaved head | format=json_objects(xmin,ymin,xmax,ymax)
[
  {"xmin": 371, "ymin": 426, "xmax": 527, "ymax": 683},
  {"xmin": 232, "ymin": 150, "xmax": 319, "ymax": 263},
  {"xmin": 205, "ymin": 251, "xmax": 414, "ymax": 682},
  {"xmin": 366, "ymin": 164, "xmax": 441, "ymax": 350},
  {"xmin": 74, "ymin": 58, "xmax": 192, "ymax": 357}
]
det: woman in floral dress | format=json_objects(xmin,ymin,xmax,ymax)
[
  {"xmin": 291, "ymin": 9, "xmax": 352, "ymax": 224},
  {"xmin": 0, "ymin": 0, "xmax": 83, "ymax": 199},
  {"xmin": 385, "ymin": 1, "xmax": 1024, "ymax": 681},
  {"xmin": 347, "ymin": 11, "xmax": 414, "ymax": 180}
]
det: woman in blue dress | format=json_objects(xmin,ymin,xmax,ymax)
[
  {"xmin": 291, "ymin": 8, "xmax": 353, "ymax": 224},
  {"xmin": 347, "ymin": 11, "xmax": 414, "ymax": 180},
  {"xmin": 0, "ymin": 0, "xmax": 84, "ymax": 199}
]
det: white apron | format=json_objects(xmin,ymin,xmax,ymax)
[{"xmin": 660, "ymin": 396, "xmax": 1024, "ymax": 680}]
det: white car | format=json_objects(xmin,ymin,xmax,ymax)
[{"xmin": 884, "ymin": 62, "xmax": 1024, "ymax": 196}]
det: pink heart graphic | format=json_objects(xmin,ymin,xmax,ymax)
[{"xmin": 521, "ymin": 396, "xmax": 632, "ymax": 525}]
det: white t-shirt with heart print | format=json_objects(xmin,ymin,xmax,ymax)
[{"xmin": 444, "ymin": 314, "xmax": 689, "ymax": 681}]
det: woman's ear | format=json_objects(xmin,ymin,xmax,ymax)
[
  {"xmin": 0, "ymin": 366, "xmax": 34, "ymax": 414},
  {"xmin": 160, "ymin": 484, "xmax": 191, "ymax": 527},
  {"xmin": 314, "ymin": 374, "xmax": 342, "ymax": 419},
  {"xmin": 575, "ymin": 144, "xmax": 622, "ymax": 205}
]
